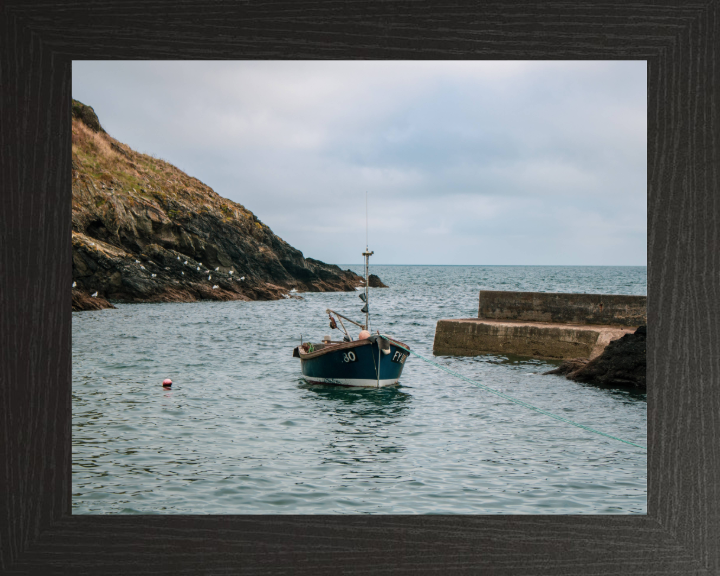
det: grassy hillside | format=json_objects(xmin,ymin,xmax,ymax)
[{"xmin": 71, "ymin": 100, "xmax": 362, "ymax": 309}]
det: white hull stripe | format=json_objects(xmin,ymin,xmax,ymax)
[{"xmin": 302, "ymin": 376, "xmax": 399, "ymax": 387}]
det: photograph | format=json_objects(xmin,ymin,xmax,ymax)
[{"xmin": 71, "ymin": 60, "xmax": 647, "ymax": 515}]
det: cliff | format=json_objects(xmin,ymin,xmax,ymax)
[{"xmin": 71, "ymin": 100, "xmax": 364, "ymax": 310}]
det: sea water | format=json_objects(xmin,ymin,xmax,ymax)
[{"xmin": 72, "ymin": 265, "xmax": 647, "ymax": 514}]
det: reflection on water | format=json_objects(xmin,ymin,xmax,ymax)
[
  {"xmin": 572, "ymin": 381, "xmax": 647, "ymax": 402},
  {"xmin": 300, "ymin": 381, "xmax": 411, "ymax": 411},
  {"xmin": 300, "ymin": 382, "xmax": 411, "ymax": 477}
]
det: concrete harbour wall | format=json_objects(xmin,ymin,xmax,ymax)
[
  {"xmin": 433, "ymin": 291, "xmax": 646, "ymax": 360},
  {"xmin": 433, "ymin": 319, "xmax": 635, "ymax": 360},
  {"xmin": 479, "ymin": 291, "xmax": 647, "ymax": 327}
]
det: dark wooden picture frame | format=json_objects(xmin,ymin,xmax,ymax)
[{"xmin": 2, "ymin": 2, "xmax": 717, "ymax": 574}]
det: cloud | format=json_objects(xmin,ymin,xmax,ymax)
[{"xmin": 72, "ymin": 60, "xmax": 646, "ymax": 265}]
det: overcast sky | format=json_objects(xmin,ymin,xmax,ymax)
[{"xmin": 72, "ymin": 61, "xmax": 646, "ymax": 266}]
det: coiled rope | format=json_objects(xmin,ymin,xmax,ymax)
[{"xmin": 380, "ymin": 336, "xmax": 647, "ymax": 451}]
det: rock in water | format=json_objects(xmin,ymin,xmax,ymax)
[
  {"xmin": 71, "ymin": 99, "xmax": 364, "ymax": 305},
  {"xmin": 368, "ymin": 274, "xmax": 388, "ymax": 288},
  {"xmin": 547, "ymin": 326, "xmax": 646, "ymax": 389},
  {"xmin": 544, "ymin": 358, "xmax": 590, "ymax": 377},
  {"xmin": 72, "ymin": 290, "xmax": 116, "ymax": 311}
]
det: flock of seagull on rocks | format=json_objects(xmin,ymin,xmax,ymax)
[{"xmin": 76, "ymin": 250, "xmax": 246, "ymax": 297}]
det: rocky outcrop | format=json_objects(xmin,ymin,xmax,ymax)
[
  {"xmin": 545, "ymin": 326, "xmax": 646, "ymax": 389},
  {"xmin": 72, "ymin": 100, "xmax": 104, "ymax": 133},
  {"xmin": 72, "ymin": 289, "xmax": 116, "ymax": 311},
  {"xmin": 544, "ymin": 357, "xmax": 590, "ymax": 376},
  {"xmin": 71, "ymin": 99, "xmax": 368, "ymax": 309},
  {"xmin": 368, "ymin": 274, "xmax": 388, "ymax": 288}
]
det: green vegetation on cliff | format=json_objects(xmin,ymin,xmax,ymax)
[{"xmin": 71, "ymin": 99, "xmax": 363, "ymax": 310}]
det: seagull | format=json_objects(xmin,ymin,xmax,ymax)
[
  {"xmin": 184, "ymin": 261, "xmax": 188, "ymax": 265},
  {"xmin": 229, "ymin": 271, "xmax": 233, "ymax": 275},
  {"xmin": 208, "ymin": 276, "xmax": 212, "ymax": 281},
  {"xmin": 240, "ymin": 276, "xmax": 245, "ymax": 281},
  {"xmin": 72, "ymin": 281, "xmax": 76, "ymax": 288},
  {"xmin": 212, "ymin": 285, "xmax": 219, "ymax": 289},
  {"xmin": 135, "ymin": 260, "xmax": 140, "ymax": 263},
  {"xmin": 181, "ymin": 271, "xmax": 184, "ymax": 275},
  {"xmin": 197, "ymin": 267, "xmax": 200, "ymax": 271},
  {"xmin": 215, "ymin": 267, "xmax": 219, "ymax": 271},
  {"xmin": 290, "ymin": 288, "xmax": 297, "ymax": 293},
  {"xmin": 90, "ymin": 242, "xmax": 95, "ymax": 246},
  {"xmin": 151, "ymin": 274, "xmax": 156, "ymax": 278},
  {"xmin": 91, "ymin": 291, "xmax": 98, "ymax": 297},
  {"xmin": 140, "ymin": 265, "xmax": 145, "ymax": 270}
]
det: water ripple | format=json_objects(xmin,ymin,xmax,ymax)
[{"xmin": 73, "ymin": 265, "xmax": 646, "ymax": 514}]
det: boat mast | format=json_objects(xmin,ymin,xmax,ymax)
[
  {"xmin": 362, "ymin": 192, "xmax": 373, "ymax": 331},
  {"xmin": 362, "ymin": 247, "xmax": 373, "ymax": 330}
]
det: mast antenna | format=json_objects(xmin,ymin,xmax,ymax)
[{"xmin": 361, "ymin": 192, "xmax": 373, "ymax": 332}]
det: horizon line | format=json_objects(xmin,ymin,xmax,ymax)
[{"xmin": 337, "ymin": 263, "xmax": 648, "ymax": 267}]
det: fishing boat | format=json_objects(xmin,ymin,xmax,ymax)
[{"xmin": 292, "ymin": 245, "xmax": 410, "ymax": 387}]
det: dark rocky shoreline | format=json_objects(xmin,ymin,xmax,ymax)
[
  {"xmin": 544, "ymin": 325, "xmax": 646, "ymax": 389},
  {"xmin": 72, "ymin": 100, "xmax": 369, "ymax": 311}
]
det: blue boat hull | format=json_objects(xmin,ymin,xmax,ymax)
[{"xmin": 295, "ymin": 338, "xmax": 409, "ymax": 387}]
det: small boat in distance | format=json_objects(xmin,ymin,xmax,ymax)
[{"xmin": 292, "ymin": 244, "xmax": 410, "ymax": 387}]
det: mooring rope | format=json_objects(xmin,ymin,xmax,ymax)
[{"xmin": 380, "ymin": 336, "xmax": 647, "ymax": 451}]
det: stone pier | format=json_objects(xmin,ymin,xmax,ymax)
[{"xmin": 433, "ymin": 291, "xmax": 647, "ymax": 360}]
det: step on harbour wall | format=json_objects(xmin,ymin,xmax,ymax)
[
  {"xmin": 433, "ymin": 291, "xmax": 646, "ymax": 360},
  {"xmin": 432, "ymin": 318, "xmax": 636, "ymax": 360}
]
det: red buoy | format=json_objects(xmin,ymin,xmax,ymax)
[{"xmin": 162, "ymin": 379, "xmax": 172, "ymax": 387}]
